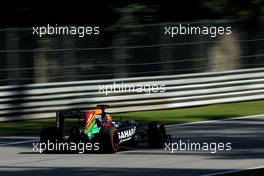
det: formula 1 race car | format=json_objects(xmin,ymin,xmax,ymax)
[{"xmin": 40, "ymin": 105, "xmax": 170, "ymax": 153}]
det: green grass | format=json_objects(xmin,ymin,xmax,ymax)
[
  {"xmin": 0, "ymin": 100, "xmax": 264, "ymax": 136},
  {"xmin": 112, "ymin": 100, "xmax": 264, "ymax": 125}
]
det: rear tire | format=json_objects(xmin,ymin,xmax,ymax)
[
  {"xmin": 40, "ymin": 126, "xmax": 61, "ymax": 153},
  {"xmin": 100, "ymin": 126, "xmax": 119, "ymax": 153}
]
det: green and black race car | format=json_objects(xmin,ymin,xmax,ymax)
[{"xmin": 40, "ymin": 105, "xmax": 171, "ymax": 153}]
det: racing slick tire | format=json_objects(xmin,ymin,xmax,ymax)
[
  {"xmin": 40, "ymin": 126, "xmax": 61, "ymax": 153},
  {"xmin": 100, "ymin": 126, "xmax": 119, "ymax": 153},
  {"xmin": 147, "ymin": 121, "xmax": 166, "ymax": 148}
]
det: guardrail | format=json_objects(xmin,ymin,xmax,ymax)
[{"xmin": 1, "ymin": 67, "xmax": 264, "ymax": 121}]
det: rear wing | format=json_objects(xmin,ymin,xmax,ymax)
[
  {"xmin": 55, "ymin": 110, "xmax": 85, "ymax": 135},
  {"xmin": 56, "ymin": 110, "xmax": 84, "ymax": 119},
  {"xmin": 56, "ymin": 104, "xmax": 109, "ymax": 120},
  {"xmin": 55, "ymin": 105, "xmax": 109, "ymax": 135}
]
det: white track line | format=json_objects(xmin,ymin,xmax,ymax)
[
  {"xmin": 0, "ymin": 136, "xmax": 37, "ymax": 139},
  {"xmin": 167, "ymin": 114, "xmax": 264, "ymax": 176},
  {"xmin": 166, "ymin": 114, "xmax": 264, "ymax": 128},
  {"xmin": 200, "ymin": 165, "xmax": 264, "ymax": 176},
  {"xmin": 0, "ymin": 139, "xmax": 38, "ymax": 147}
]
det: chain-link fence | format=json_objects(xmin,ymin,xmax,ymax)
[{"xmin": 0, "ymin": 20, "xmax": 264, "ymax": 86}]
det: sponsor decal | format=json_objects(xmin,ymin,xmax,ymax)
[
  {"xmin": 85, "ymin": 111, "xmax": 96, "ymax": 132},
  {"xmin": 118, "ymin": 126, "xmax": 136, "ymax": 143}
]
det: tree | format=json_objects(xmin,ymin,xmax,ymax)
[
  {"xmin": 109, "ymin": 3, "xmax": 159, "ymax": 78},
  {"xmin": 201, "ymin": 0, "xmax": 264, "ymax": 22}
]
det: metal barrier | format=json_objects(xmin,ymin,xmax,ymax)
[{"xmin": 1, "ymin": 67, "xmax": 264, "ymax": 121}]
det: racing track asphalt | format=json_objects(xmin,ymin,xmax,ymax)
[{"xmin": 0, "ymin": 115, "xmax": 264, "ymax": 176}]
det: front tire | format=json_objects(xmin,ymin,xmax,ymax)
[{"xmin": 147, "ymin": 121, "xmax": 166, "ymax": 148}]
